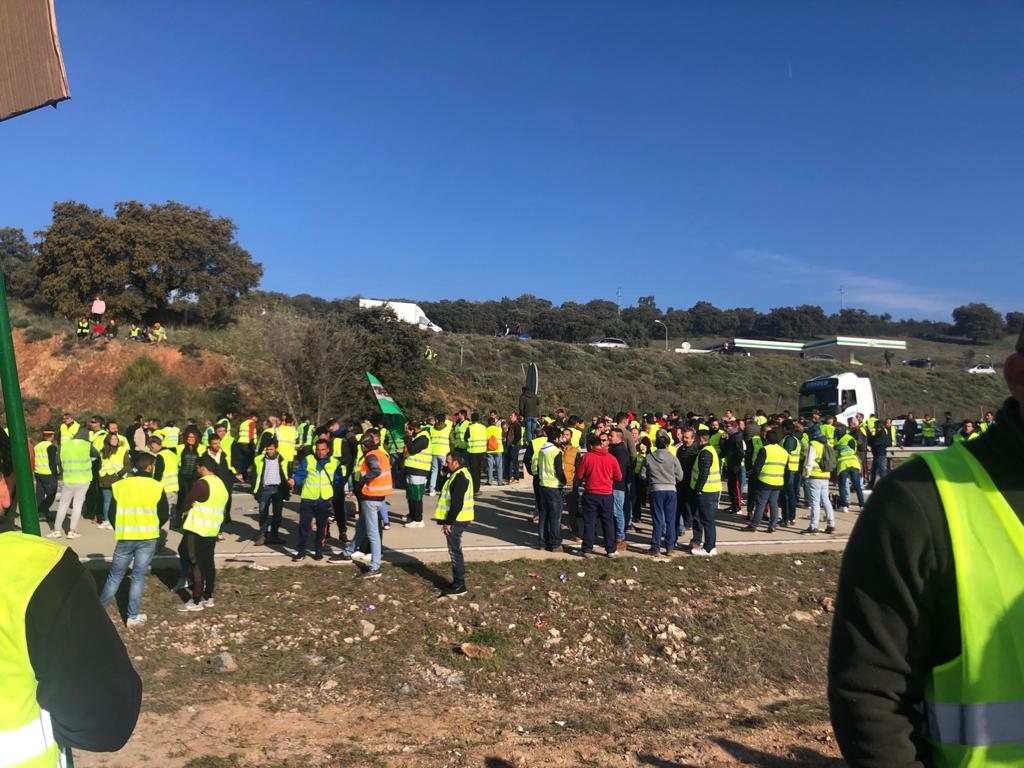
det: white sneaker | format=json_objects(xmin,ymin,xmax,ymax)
[
  {"xmin": 841, "ymin": 506, "xmax": 850, "ymax": 514},
  {"xmin": 65, "ymin": 531, "xmax": 81, "ymax": 539},
  {"xmin": 691, "ymin": 548, "xmax": 710, "ymax": 557},
  {"xmin": 46, "ymin": 530, "xmax": 62, "ymax": 538},
  {"xmin": 127, "ymin": 614, "xmax": 147, "ymax": 627},
  {"xmin": 200, "ymin": 598, "xmax": 215, "ymax": 608},
  {"xmin": 427, "ymin": 490, "xmax": 436, "ymax": 497},
  {"xmin": 403, "ymin": 521, "xmax": 425, "ymax": 528},
  {"xmin": 351, "ymin": 551, "xmax": 370, "ymax": 562},
  {"xmin": 706, "ymin": 547, "xmax": 718, "ymax": 557},
  {"xmin": 177, "ymin": 601, "xmax": 204, "ymax": 613},
  {"xmin": 99, "ymin": 521, "xmax": 113, "ymax": 530}
]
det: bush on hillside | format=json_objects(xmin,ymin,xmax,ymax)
[
  {"xmin": 22, "ymin": 327, "xmax": 53, "ymax": 343},
  {"xmin": 114, "ymin": 356, "xmax": 187, "ymax": 422}
]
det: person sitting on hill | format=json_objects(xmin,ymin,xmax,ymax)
[
  {"xmin": 76, "ymin": 318, "xmax": 91, "ymax": 340},
  {"xmin": 104, "ymin": 319, "xmax": 118, "ymax": 340},
  {"xmin": 149, "ymin": 322, "xmax": 167, "ymax": 343},
  {"xmin": 128, "ymin": 323, "xmax": 142, "ymax": 341}
]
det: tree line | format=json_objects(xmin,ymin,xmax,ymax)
[{"xmin": 416, "ymin": 295, "xmax": 1020, "ymax": 346}]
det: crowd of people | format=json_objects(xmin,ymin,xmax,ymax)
[
  {"xmin": 73, "ymin": 295, "xmax": 168, "ymax": 343},
  {"xmin": 12, "ymin": 393, "xmax": 999, "ymax": 628}
]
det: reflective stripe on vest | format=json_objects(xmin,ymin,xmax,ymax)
[
  {"xmin": 159, "ymin": 448, "xmax": 179, "ymax": 493},
  {"xmin": 301, "ymin": 456, "xmax": 339, "ymax": 500},
  {"xmin": 60, "ymin": 439, "xmax": 92, "ymax": 484},
  {"xmin": 276, "ymin": 426, "xmax": 298, "ymax": 457},
  {"xmin": 538, "ymin": 444, "xmax": 561, "ymax": 488},
  {"xmin": 112, "ymin": 476, "xmax": 163, "ymax": 540},
  {"xmin": 783, "ymin": 436, "xmax": 801, "ymax": 471},
  {"xmin": 920, "ymin": 444, "xmax": 1024, "ymax": 761},
  {"xmin": 360, "ymin": 449, "xmax": 393, "ymax": 497},
  {"xmin": 809, "ymin": 447, "xmax": 831, "ymax": 479},
  {"xmin": 404, "ymin": 432, "xmax": 432, "ymax": 473},
  {"xmin": 0, "ymin": 533, "xmax": 65, "ymax": 768},
  {"xmin": 486, "ymin": 425, "xmax": 503, "ymax": 454},
  {"xmin": 430, "ymin": 423, "xmax": 452, "ymax": 456},
  {"xmin": 690, "ymin": 446, "xmax": 721, "ymax": 492},
  {"xmin": 758, "ymin": 444, "xmax": 787, "ymax": 487},
  {"xmin": 183, "ymin": 476, "xmax": 229, "ymax": 537},
  {"xmin": 435, "ymin": 466, "xmax": 475, "ymax": 523},
  {"xmin": 33, "ymin": 442, "xmax": 52, "ymax": 476},
  {"xmin": 237, "ymin": 419, "xmax": 254, "ymax": 444},
  {"xmin": 836, "ymin": 437, "xmax": 860, "ymax": 473},
  {"xmin": 100, "ymin": 445, "xmax": 129, "ymax": 477}
]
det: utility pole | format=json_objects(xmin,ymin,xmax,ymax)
[
  {"xmin": 616, "ymin": 287, "xmax": 622, "ymax": 313},
  {"xmin": 653, "ymin": 319, "xmax": 668, "ymax": 351},
  {"xmin": 839, "ymin": 285, "xmax": 846, "ymax": 312}
]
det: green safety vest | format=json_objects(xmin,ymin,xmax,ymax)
[
  {"xmin": 536, "ymin": 444, "xmax": 562, "ymax": 488},
  {"xmin": 452, "ymin": 421, "xmax": 469, "ymax": 450},
  {"xmin": 922, "ymin": 419, "xmax": 937, "ymax": 439},
  {"xmin": 758, "ymin": 444, "xmax": 787, "ymax": 487},
  {"xmin": 59, "ymin": 438, "xmax": 92, "ymax": 484},
  {"xmin": 919, "ymin": 445, "xmax": 1024, "ymax": 765},
  {"xmin": 276, "ymin": 426, "xmax": 298, "ymax": 460},
  {"xmin": 112, "ymin": 476, "xmax": 163, "ymax": 540},
  {"xmin": 466, "ymin": 423, "xmax": 488, "ymax": 454},
  {"xmin": 435, "ymin": 466, "xmax": 475, "ymax": 523},
  {"xmin": 751, "ymin": 435, "xmax": 764, "ymax": 457},
  {"xmin": 183, "ymin": 475, "xmax": 228, "ymax": 537},
  {"xmin": 821, "ymin": 423, "xmax": 836, "ymax": 446},
  {"xmin": 808, "ymin": 446, "xmax": 831, "ymax": 479},
  {"xmin": 158, "ymin": 448, "xmax": 179, "ymax": 493},
  {"xmin": 783, "ymin": 435, "xmax": 802, "ymax": 472},
  {"xmin": 89, "ymin": 429, "xmax": 108, "ymax": 452},
  {"xmin": 404, "ymin": 431, "xmax": 433, "ymax": 473},
  {"xmin": 99, "ymin": 445, "xmax": 129, "ymax": 478},
  {"xmin": 161, "ymin": 426, "xmax": 180, "ymax": 448},
  {"xmin": 836, "ymin": 436, "xmax": 861, "ymax": 473},
  {"xmin": 237, "ymin": 418, "xmax": 255, "ymax": 445},
  {"xmin": 300, "ymin": 455, "xmax": 339, "ymax": 501},
  {"xmin": 59, "ymin": 421, "xmax": 79, "ymax": 444},
  {"xmin": 955, "ymin": 431, "xmax": 980, "ymax": 443},
  {"xmin": 252, "ymin": 453, "xmax": 288, "ymax": 493},
  {"xmin": 486, "ymin": 424, "xmax": 504, "ymax": 454},
  {"xmin": 569, "ymin": 427, "xmax": 582, "ymax": 449},
  {"xmin": 690, "ymin": 445, "xmax": 722, "ymax": 493},
  {"xmin": 0, "ymin": 532, "xmax": 65, "ymax": 768},
  {"xmin": 33, "ymin": 441, "xmax": 53, "ymax": 476},
  {"xmin": 430, "ymin": 422, "xmax": 452, "ymax": 457}
]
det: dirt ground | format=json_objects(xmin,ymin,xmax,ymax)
[{"xmin": 78, "ymin": 553, "xmax": 845, "ymax": 768}]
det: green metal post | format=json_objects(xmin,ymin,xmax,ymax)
[{"xmin": 0, "ymin": 269, "xmax": 39, "ymax": 535}]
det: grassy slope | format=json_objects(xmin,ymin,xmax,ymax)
[{"xmin": 426, "ymin": 333, "xmax": 1012, "ymax": 418}]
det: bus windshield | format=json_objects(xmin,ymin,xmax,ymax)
[{"xmin": 798, "ymin": 382, "xmax": 838, "ymax": 418}]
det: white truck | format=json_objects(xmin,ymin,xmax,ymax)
[
  {"xmin": 798, "ymin": 372, "xmax": 876, "ymax": 425},
  {"xmin": 358, "ymin": 299, "xmax": 442, "ymax": 333}
]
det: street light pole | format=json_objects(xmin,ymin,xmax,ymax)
[{"xmin": 653, "ymin": 320, "xmax": 668, "ymax": 351}]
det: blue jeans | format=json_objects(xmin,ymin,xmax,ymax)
[
  {"xmin": 297, "ymin": 499, "xmax": 332, "ymax": 557},
  {"xmin": 751, "ymin": 486, "xmax": 781, "ymax": 529},
  {"xmin": 612, "ymin": 489, "xmax": 626, "ymax": 540},
  {"xmin": 537, "ymin": 486, "xmax": 563, "ymax": 548},
  {"xmin": 445, "ymin": 521, "xmax": 469, "ymax": 589},
  {"xmin": 649, "ymin": 490, "xmax": 677, "ymax": 551},
  {"xmin": 581, "ymin": 493, "xmax": 616, "ymax": 554},
  {"xmin": 504, "ymin": 444, "xmax": 520, "ymax": 480},
  {"xmin": 838, "ymin": 468, "xmax": 865, "ymax": 508},
  {"xmin": 781, "ymin": 469, "xmax": 799, "ymax": 524},
  {"xmin": 486, "ymin": 453, "xmax": 504, "ymax": 485},
  {"xmin": 99, "ymin": 538, "xmax": 158, "ymax": 619},
  {"xmin": 429, "ymin": 455, "xmax": 445, "ymax": 492},
  {"xmin": 807, "ymin": 478, "xmax": 834, "ymax": 530},
  {"xmin": 525, "ymin": 417, "xmax": 538, "ymax": 443},
  {"xmin": 870, "ymin": 456, "xmax": 887, "ymax": 487},
  {"xmin": 697, "ymin": 491, "xmax": 719, "ymax": 552},
  {"xmin": 624, "ymin": 479, "xmax": 636, "ymax": 525},
  {"xmin": 345, "ymin": 499, "xmax": 383, "ymax": 571},
  {"xmin": 101, "ymin": 487, "xmax": 114, "ymax": 523}
]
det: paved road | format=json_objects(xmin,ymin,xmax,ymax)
[{"xmin": 34, "ymin": 481, "xmax": 862, "ymax": 570}]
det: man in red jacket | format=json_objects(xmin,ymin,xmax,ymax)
[{"xmin": 573, "ymin": 432, "xmax": 623, "ymax": 557}]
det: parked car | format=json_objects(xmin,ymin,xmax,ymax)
[
  {"xmin": 900, "ymin": 358, "xmax": 935, "ymax": 369},
  {"xmin": 589, "ymin": 337, "xmax": 629, "ymax": 349},
  {"xmin": 805, "ymin": 354, "xmax": 835, "ymax": 361},
  {"xmin": 964, "ymin": 363, "xmax": 996, "ymax": 374}
]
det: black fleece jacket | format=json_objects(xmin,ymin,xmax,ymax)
[{"xmin": 828, "ymin": 398, "xmax": 1024, "ymax": 767}]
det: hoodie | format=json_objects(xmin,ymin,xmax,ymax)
[
  {"xmin": 639, "ymin": 448, "xmax": 685, "ymax": 491},
  {"xmin": 574, "ymin": 446, "xmax": 622, "ymax": 496}
]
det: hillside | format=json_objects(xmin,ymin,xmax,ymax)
[
  {"xmin": 3, "ymin": 302, "xmax": 1012, "ymax": 425},
  {"xmin": 423, "ymin": 333, "xmax": 1012, "ymax": 419}
]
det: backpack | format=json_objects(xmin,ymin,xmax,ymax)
[
  {"xmin": 487, "ymin": 435, "xmax": 499, "ymax": 451},
  {"xmin": 819, "ymin": 443, "xmax": 838, "ymax": 473}
]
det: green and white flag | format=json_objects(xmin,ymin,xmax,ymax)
[{"xmin": 367, "ymin": 371, "xmax": 404, "ymax": 416}]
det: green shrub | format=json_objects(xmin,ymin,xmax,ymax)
[
  {"xmin": 114, "ymin": 356, "xmax": 187, "ymax": 421},
  {"xmin": 22, "ymin": 327, "xmax": 53, "ymax": 343},
  {"xmin": 12, "ymin": 317, "xmax": 31, "ymax": 329}
]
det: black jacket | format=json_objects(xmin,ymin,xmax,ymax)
[
  {"xmin": 0, "ymin": 521, "xmax": 141, "ymax": 752},
  {"xmin": 828, "ymin": 397, "xmax": 1024, "ymax": 767}
]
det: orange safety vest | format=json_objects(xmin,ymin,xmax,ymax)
[{"xmin": 360, "ymin": 448, "xmax": 393, "ymax": 497}]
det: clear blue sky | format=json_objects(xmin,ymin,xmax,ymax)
[{"xmin": 2, "ymin": 1, "xmax": 1021, "ymax": 320}]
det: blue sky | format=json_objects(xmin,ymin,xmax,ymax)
[{"xmin": 2, "ymin": 1, "xmax": 1021, "ymax": 320}]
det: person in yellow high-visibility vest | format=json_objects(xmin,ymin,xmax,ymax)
[
  {"xmin": 746, "ymin": 429, "xmax": 787, "ymax": 533},
  {"xmin": 403, "ymin": 422, "xmax": 432, "ymax": 527},
  {"xmin": 485, "ymin": 416, "xmax": 505, "ymax": 486},
  {"xmin": 98, "ymin": 453, "xmax": 168, "ymax": 625},
  {"xmin": 434, "ymin": 451, "xmax": 474, "ymax": 598},
  {"xmin": 428, "ymin": 414, "xmax": 453, "ymax": 495},
  {"xmin": 0, "ymin": 518, "xmax": 142, "ymax": 765},
  {"xmin": 176, "ymin": 456, "xmax": 229, "ymax": 611},
  {"xmin": 830, "ymin": 327, "xmax": 1024, "ymax": 765},
  {"xmin": 34, "ymin": 428, "xmax": 59, "ymax": 523},
  {"xmin": 465, "ymin": 412, "xmax": 488, "ymax": 494}
]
